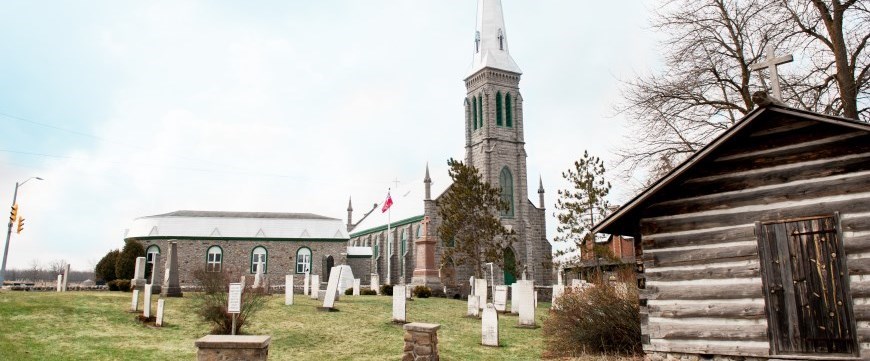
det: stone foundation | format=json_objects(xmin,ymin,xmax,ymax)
[
  {"xmin": 195, "ymin": 335, "xmax": 270, "ymax": 361},
  {"xmin": 645, "ymin": 352, "xmax": 767, "ymax": 361},
  {"xmin": 402, "ymin": 322, "xmax": 440, "ymax": 361}
]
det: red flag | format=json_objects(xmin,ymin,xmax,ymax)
[{"xmin": 381, "ymin": 191, "xmax": 393, "ymax": 213}]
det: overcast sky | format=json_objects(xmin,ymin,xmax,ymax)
[{"xmin": 0, "ymin": 1, "xmax": 660, "ymax": 271}]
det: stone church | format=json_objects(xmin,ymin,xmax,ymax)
[{"xmin": 347, "ymin": 0, "xmax": 552, "ymax": 294}]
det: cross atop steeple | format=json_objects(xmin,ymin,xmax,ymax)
[
  {"xmin": 466, "ymin": 0, "xmax": 522, "ymax": 78},
  {"xmin": 750, "ymin": 44, "xmax": 793, "ymax": 100}
]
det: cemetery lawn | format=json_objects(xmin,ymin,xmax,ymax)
[{"xmin": 0, "ymin": 290, "xmax": 553, "ymax": 360}]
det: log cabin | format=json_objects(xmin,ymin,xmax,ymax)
[{"xmin": 592, "ymin": 104, "xmax": 870, "ymax": 360}]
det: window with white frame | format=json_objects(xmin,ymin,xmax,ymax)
[
  {"xmin": 296, "ymin": 247, "xmax": 311, "ymax": 274},
  {"xmin": 207, "ymin": 246, "xmax": 222, "ymax": 272},
  {"xmin": 251, "ymin": 246, "xmax": 267, "ymax": 274}
]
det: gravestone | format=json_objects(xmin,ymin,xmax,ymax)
[
  {"xmin": 131, "ymin": 257, "xmax": 147, "ymax": 289},
  {"xmin": 160, "ymin": 241, "xmax": 183, "ymax": 297},
  {"xmin": 469, "ymin": 276, "xmax": 475, "ymax": 295},
  {"xmin": 410, "ymin": 216, "xmax": 441, "ymax": 288},
  {"xmin": 240, "ymin": 275, "xmax": 247, "ymax": 289},
  {"xmin": 474, "ymin": 278, "xmax": 488, "ymax": 308},
  {"xmin": 510, "ymin": 283, "xmax": 518, "ymax": 314},
  {"xmin": 353, "ymin": 279, "xmax": 360, "ymax": 296},
  {"xmin": 571, "ymin": 279, "xmax": 582, "ymax": 288},
  {"xmin": 557, "ymin": 267, "xmax": 563, "ymax": 286},
  {"xmin": 56, "ymin": 274, "xmax": 62, "ymax": 292},
  {"xmin": 310, "ymin": 274, "xmax": 320, "ymax": 299},
  {"xmin": 402, "ymin": 323, "xmax": 440, "ymax": 361},
  {"xmin": 143, "ymin": 284, "xmax": 153, "ymax": 318},
  {"xmin": 392, "ymin": 285, "xmax": 407, "ymax": 323},
  {"xmin": 156, "ymin": 299, "xmax": 165, "ymax": 326},
  {"xmin": 481, "ymin": 303, "xmax": 499, "ymax": 347},
  {"xmin": 320, "ymin": 266, "xmax": 342, "ymax": 311},
  {"xmin": 516, "ymin": 280, "xmax": 536, "ymax": 328},
  {"xmin": 371, "ymin": 273, "xmax": 380, "ymax": 294},
  {"xmin": 493, "ymin": 285, "xmax": 508, "ymax": 312},
  {"xmin": 551, "ymin": 285, "xmax": 565, "ymax": 308},
  {"xmin": 195, "ymin": 335, "xmax": 271, "ymax": 361},
  {"xmin": 534, "ymin": 291, "xmax": 538, "ymax": 309},
  {"xmin": 467, "ymin": 295, "xmax": 480, "ymax": 318},
  {"xmin": 62, "ymin": 263, "xmax": 70, "ymax": 292},
  {"xmin": 150, "ymin": 254, "xmax": 160, "ymax": 285},
  {"xmin": 406, "ymin": 284, "xmax": 412, "ymax": 300},
  {"xmin": 303, "ymin": 272, "xmax": 310, "ymax": 296},
  {"xmin": 253, "ymin": 264, "xmax": 263, "ymax": 289},
  {"xmin": 130, "ymin": 289, "xmax": 140, "ymax": 312},
  {"xmin": 285, "ymin": 275, "xmax": 294, "ymax": 306}
]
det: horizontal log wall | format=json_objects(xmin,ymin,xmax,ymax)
[{"xmin": 636, "ymin": 114, "xmax": 870, "ymax": 358}]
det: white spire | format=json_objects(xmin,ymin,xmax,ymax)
[{"xmin": 467, "ymin": 0, "xmax": 522, "ymax": 78}]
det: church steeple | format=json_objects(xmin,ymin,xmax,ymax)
[{"xmin": 467, "ymin": 0, "xmax": 522, "ymax": 78}]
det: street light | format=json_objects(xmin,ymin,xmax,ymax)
[{"xmin": 1, "ymin": 177, "xmax": 44, "ymax": 285}]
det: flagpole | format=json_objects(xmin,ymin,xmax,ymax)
[{"xmin": 387, "ymin": 188, "xmax": 391, "ymax": 284}]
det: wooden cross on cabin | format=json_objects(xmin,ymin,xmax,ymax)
[{"xmin": 749, "ymin": 44, "xmax": 793, "ymax": 100}]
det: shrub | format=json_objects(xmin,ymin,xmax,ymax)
[
  {"xmin": 380, "ymin": 284, "xmax": 393, "ymax": 296},
  {"xmin": 191, "ymin": 268, "xmax": 267, "ymax": 335},
  {"xmin": 107, "ymin": 279, "xmax": 131, "ymax": 291},
  {"xmin": 542, "ymin": 282, "xmax": 641, "ymax": 357},
  {"xmin": 360, "ymin": 289, "xmax": 377, "ymax": 296},
  {"xmin": 412, "ymin": 285, "xmax": 432, "ymax": 298},
  {"xmin": 115, "ymin": 240, "xmax": 145, "ymax": 280},
  {"xmin": 95, "ymin": 249, "xmax": 120, "ymax": 283},
  {"xmin": 344, "ymin": 287, "xmax": 353, "ymax": 295}
]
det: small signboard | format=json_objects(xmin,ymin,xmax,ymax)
[{"xmin": 228, "ymin": 283, "xmax": 242, "ymax": 314}]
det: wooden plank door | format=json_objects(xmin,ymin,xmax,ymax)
[{"xmin": 756, "ymin": 215, "xmax": 856, "ymax": 355}]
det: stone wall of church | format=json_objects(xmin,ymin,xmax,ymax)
[
  {"xmin": 135, "ymin": 238, "xmax": 347, "ymax": 289},
  {"xmin": 347, "ymin": 221, "xmax": 419, "ymax": 286}
]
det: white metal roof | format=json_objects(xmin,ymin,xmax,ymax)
[
  {"xmin": 347, "ymin": 247, "xmax": 373, "ymax": 257},
  {"xmin": 126, "ymin": 210, "xmax": 349, "ymax": 240},
  {"xmin": 466, "ymin": 0, "xmax": 522, "ymax": 78}
]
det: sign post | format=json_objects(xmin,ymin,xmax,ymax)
[{"xmin": 228, "ymin": 283, "xmax": 242, "ymax": 335}]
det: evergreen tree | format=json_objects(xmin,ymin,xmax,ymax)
[
  {"xmin": 114, "ymin": 240, "xmax": 145, "ymax": 280},
  {"xmin": 95, "ymin": 249, "xmax": 120, "ymax": 283},
  {"xmin": 437, "ymin": 158, "xmax": 515, "ymax": 278},
  {"xmin": 553, "ymin": 150, "xmax": 612, "ymax": 257}
]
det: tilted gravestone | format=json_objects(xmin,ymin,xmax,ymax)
[
  {"xmin": 285, "ymin": 275, "xmax": 294, "ymax": 306},
  {"xmin": 392, "ymin": 285, "xmax": 407, "ymax": 323},
  {"xmin": 310, "ymin": 275, "xmax": 320, "ymax": 300},
  {"xmin": 130, "ymin": 289, "xmax": 140, "ymax": 312},
  {"xmin": 481, "ymin": 303, "xmax": 499, "ymax": 347},
  {"xmin": 156, "ymin": 299, "xmax": 165, "ymax": 327},
  {"xmin": 160, "ymin": 241, "xmax": 183, "ymax": 297},
  {"xmin": 320, "ymin": 266, "xmax": 342, "ymax": 311},
  {"xmin": 493, "ymin": 285, "xmax": 508, "ymax": 312}
]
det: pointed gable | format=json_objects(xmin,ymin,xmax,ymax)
[
  {"xmin": 210, "ymin": 228, "xmax": 221, "ymax": 237},
  {"xmin": 148, "ymin": 226, "xmax": 159, "ymax": 236},
  {"xmin": 255, "ymin": 229, "xmax": 266, "ymax": 237}
]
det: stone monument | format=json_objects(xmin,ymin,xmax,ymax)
[
  {"xmin": 310, "ymin": 274, "xmax": 320, "ymax": 300},
  {"xmin": 493, "ymin": 285, "xmax": 508, "ymax": 312},
  {"xmin": 410, "ymin": 216, "xmax": 441, "ymax": 288},
  {"xmin": 402, "ymin": 323, "xmax": 440, "ymax": 361},
  {"xmin": 467, "ymin": 295, "xmax": 480, "ymax": 318},
  {"xmin": 516, "ymin": 280, "xmax": 537, "ymax": 328},
  {"xmin": 392, "ymin": 285, "xmax": 407, "ymax": 323},
  {"xmin": 160, "ymin": 241, "xmax": 183, "ymax": 297},
  {"xmin": 156, "ymin": 299, "xmax": 165, "ymax": 327},
  {"xmin": 352, "ymin": 279, "xmax": 360, "ymax": 296},
  {"xmin": 474, "ymin": 278, "xmax": 488, "ymax": 308},
  {"xmin": 285, "ymin": 275, "xmax": 294, "ymax": 306},
  {"xmin": 320, "ymin": 266, "xmax": 342, "ymax": 311},
  {"xmin": 143, "ymin": 284, "xmax": 153, "ymax": 318},
  {"xmin": 371, "ymin": 273, "xmax": 380, "ymax": 294},
  {"xmin": 481, "ymin": 303, "xmax": 499, "ymax": 347},
  {"xmin": 303, "ymin": 272, "xmax": 310, "ymax": 296},
  {"xmin": 131, "ymin": 256, "xmax": 147, "ymax": 289}
]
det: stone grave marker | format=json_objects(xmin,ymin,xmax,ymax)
[
  {"xmin": 371, "ymin": 273, "xmax": 380, "ymax": 294},
  {"xmin": 150, "ymin": 254, "xmax": 160, "ymax": 285},
  {"xmin": 285, "ymin": 275, "xmax": 294, "ymax": 306},
  {"xmin": 481, "ymin": 303, "xmax": 499, "ymax": 347},
  {"xmin": 143, "ymin": 284, "xmax": 153, "ymax": 318},
  {"xmin": 160, "ymin": 241, "xmax": 183, "ymax": 297},
  {"xmin": 352, "ymin": 279, "xmax": 360, "ymax": 296},
  {"xmin": 303, "ymin": 272, "xmax": 310, "ymax": 296},
  {"xmin": 130, "ymin": 289, "xmax": 140, "ymax": 312},
  {"xmin": 253, "ymin": 264, "xmax": 263, "ymax": 289},
  {"xmin": 392, "ymin": 285, "xmax": 407, "ymax": 323},
  {"xmin": 132, "ymin": 256, "xmax": 147, "ymax": 289},
  {"xmin": 474, "ymin": 278, "xmax": 488, "ymax": 308},
  {"xmin": 551, "ymin": 285, "xmax": 565, "ymax": 309},
  {"xmin": 310, "ymin": 274, "xmax": 320, "ymax": 299},
  {"xmin": 240, "ymin": 275, "xmax": 247, "ymax": 289},
  {"xmin": 156, "ymin": 299, "xmax": 165, "ymax": 326},
  {"xmin": 320, "ymin": 266, "xmax": 342, "ymax": 311},
  {"xmin": 516, "ymin": 280, "xmax": 536, "ymax": 328},
  {"xmin": 62, "ymin": 263, "xmax": 70, "ymax": 292},
  {"xmin": 534, "ymin": 291, "xmax": 538, "ymax": 309},
  {"xmin": 469, "ymin": 276, "xmax": 475, "ymax": 295},
  {"xmin": 571, "ymin": 279, "xmax": 582, "ymax": 288},
  {"xmin": 493, "ymin": 285, "xmax": 508, "ymax": 312},
  {"xmin": 467, "ymin": 295, "xmax": 480, "ymax": 318},
  {"xmin": 406, "ymin": 284, "xmax": 412, "ymax": 300},
  {"xmin": 56, "ymin": 274, "xmax": 62, "ymax": 292},
  {"xmin": 510, "ymin": 283, "xmax": 518, "ymax": 314}
]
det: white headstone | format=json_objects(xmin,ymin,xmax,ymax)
[
  {"xmin": 131, "ymin": 289, "xmax": 140, "ymax": 312},
  {"xmin": 285, "ymin": 275, "xmax": 294, "ymax": 305},
  {"xmin": 156, "ymin": 299, "xmax": 165, "ymax": 326},
  {"xmin": 310, "ymin": 274, "xmax": 320, "ymax": 299},
  {"xmin": 322, "ymin": 267, "xmax": 342, "ymax": 309},
  {"xmin": 571, "ymin": 279, "xmax": 582, "ymax": 288},
  {"xmin": 516, "ymin": 280, "xmax": 536, "ymax": 327},
  {"xmin": 150, "ymin": 254, "xmax": 160, "ymax": 284},
  {"xmin": 551, "ymin": 285, "xmax": 565, "ymax": 308},
  {"xmin": 510, "ymin": 283, "xmax": 518, "ymax": 314},
  {"xmin": 392, "ymin": 285, "xmax": 406, "ymax": 323},
  {"xmin": 240, "ymin": 275, "xmax": 247, "ymax": 289},
  {"xmin": 557, "ymin": 267, "xmax": 563, "ymax": 286},
  {"xmin": 493, "ymin": 285, "xmax": 508, "ymax": 312},
  {"xmin": 481, "ymin": 303, "xmax": 499, "ymax": 347},
  {"xmin": 143, "ymin": 284, "xmax": 153, "ymax": 318},
  {"xmin": 353, "ymin": 279, "xmax": 361, "ymax": 296},
  {"xmin": 56, "ymin": 274, "xmax": 62, "ymax": 292},
  {"xmin": 133, "ymin": 257, "xmax": 146, "ymax": 280},
  {"xmin": 334, "ymin": 265, "xmax": 355, "ymax": 295},
  {"xmin": 469, "ymin": 276, "xmax": 475, "ymax": 295},
  {"xmin": 62, "ymin": 264, "xmax": 70, "ymax": 292},
  {"xmin": 253, "ymin": 265, "xmax": 263, "ymax": 289},
  {"xmin": 371, "ymin": 274, "xmax": 380, "ymax": 294},
  {"xmin": 406, "ymin": 284, "xmax": 412, "ymax": 300},
  {"xmin": 467, "ymin": 295, "xmax": 480, "ymax": 318},
  {"xmin": 534, "ymin": 291, "xmax": 538, "ymax": 309},
  {"xmin": 303, "ymin": 272, "xmax": 310, "ymax": 296},
  {"xmin": 475, "ymin": 278, "xmax": 488, "ymax": 308}
]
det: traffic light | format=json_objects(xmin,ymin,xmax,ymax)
[
  {"xmin": 16, "ymin": 217, "xmax": 24, "ymax": 234},
  {"xmin": 9, "ymin": 203, "xmax": 17, "ymax": 224}
]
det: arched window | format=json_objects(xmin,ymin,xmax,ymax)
[
  {"xmin": 500, "ymin": 167, "xmax": 514, "ymax": 217},
  {"xmin": 146, "ymin": 245, "xmax": 160, "ymax": 280},
  {"xmin": 207, "ymin": 246, "xmax": 222, "ymax": 272},
  {"xmin": 477, "ymin": 95, "xmax": 484, "ymax": 128},
  {"xmin": 325, "ymin": 255, "xmax": 335, "ymax": 279},
  {"xmin": 251, "ymin": 246, "xmax": 267, "ymax": 274},
  {"xmin": 496, "ymin": 91, "xmax": 503, "ymax": 126},
  {"xmin": 505, "ymin": 93, "xmax": 513, "ymax": 127},
  {"xmin": 296, "ymin": 247, "xmax": 311, "ymax": 274},
  {"xmin": 472, "ymin": 96, "xmax": 478, "ymax": 130}
]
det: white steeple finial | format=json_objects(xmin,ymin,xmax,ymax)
[{"xmin": 467, "ymin": 0, "xmax": 522, "ymax": 78}]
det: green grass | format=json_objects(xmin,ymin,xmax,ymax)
[{"xmin": 0, "ymin": 291, "xmax": 553, "ymax": 360}]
